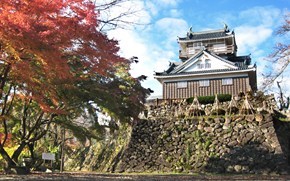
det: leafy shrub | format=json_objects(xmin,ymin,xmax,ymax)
[
  {"xmin": 198, "ymin": 96, "xmax": 215, "ymax": 104},
  {"xmin": 186, "ymin": 94, "xmax": 231, "ymax": 104},
  {"xmin": 186, "ymin": 97, "xmax": 194, "ymax": 104},
  {"xmin": 217, "ymin": 94, "xmax": 232, "ymax": 102}
]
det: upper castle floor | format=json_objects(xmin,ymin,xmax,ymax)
[{"xmin": 178, "ymin": 25, "xmax": 237, "ymax": 61}]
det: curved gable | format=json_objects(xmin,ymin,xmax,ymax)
[{"xmin": 172, "ymin": 51, "xmax": 238, "ymax": 74}]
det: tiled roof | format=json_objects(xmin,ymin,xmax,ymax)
[
  {"xmin": 179, "ymin": 29, "xmax": 233, "ymax": 41},
  {"xmin": 155, "ymin": 67, "xmax": 255, "ymax": 76},
  {"xmin": 226, "ymin": 55, "xmax": 251, "ymax": 68},
  {"xmin": 158, "ymin": 50, "xmax": 252, "ymax": 76}
]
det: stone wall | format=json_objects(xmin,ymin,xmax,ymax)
[{"xmin": 115, "ymin": 95, "xmax": 290, "ymax": 174}]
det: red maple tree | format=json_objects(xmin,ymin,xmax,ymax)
[
  {"xmin": 0, "ymin": 0, "xmax": 128, "ymax": 110},
  {"xmin": 0, "ymin": 0, "xmax": 147, "ymax": 170}
]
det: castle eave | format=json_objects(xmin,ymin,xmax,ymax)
[{"xmin": 154, "ymin": 67, "xmax": 256, "ymax": 80}]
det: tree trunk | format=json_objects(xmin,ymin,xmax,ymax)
[
  {"xmin": 11, "ymin": 142, "xmax": 26, "ymax": 164},
  {"xmin": 0, "ymin": 145, "xmax": 16, "ymax": 168},
  {"xmin": 28, "ymin": 142, "xmax": 35, "ymax": 159}
]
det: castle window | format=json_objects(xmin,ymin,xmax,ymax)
[
  {"xmin": 222, "ymin": 78, "xmax": 233, "ymax": 85},
  {"xmin": 199, "ymin": 80, "xmax": 209, "ymax": 87},
  {"xmin": 197, "ymin": 63, "xmax": 211, "ymax": 69},
  {"xmin": 177, "ymin": 81, "xmax": 187, "ymax": 88},
  {"xmin": 194, "ymin": 42, "xmax": 203, "ymax": 47},
  {"xmin": 213, "ymin": 43, "xmax": 226, "ymax": 53},
  {"xmin": 205, "ymin": 63, "xmax": 211, "ymax": 68},
  {"xmin": 197, "ymin": 63, "xmax": 204, "ymax": 69}
]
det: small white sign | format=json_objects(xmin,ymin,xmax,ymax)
[{"xmin": 42, "ymin": 153, "xmax": 55, "ymax": 161}]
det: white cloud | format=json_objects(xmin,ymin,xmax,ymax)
[
  {"xmin": 232, "ymin": 6, "xmax": 282, "ymax": 55},
  {"xmin": 235, "ymin": 25, "xmax": 273, "ymax": 55},
  {"xmin": 169, "ymin": 9, "xmax": 182, "ymax": 17},
  {"xmin": 155, "ymin": 17, "xmax": 188, "ymax": 44},
  {"xmin": 143, "ymin": 0, "xmax": 183, "ymax": 18},
  {"xmin": 151, "ymin": 0, "xmax": 181, "ymax": 7},
  {"xmin": 107, "ymin": 28, "xmax": 172, "ymax": 96},
  {"xmin": 238, "ymin": 6, "xmax": 282, "ymax": 28},
  {"xmin": 144, "ymin": 1, "xmax": 159, "ymax": 17}
]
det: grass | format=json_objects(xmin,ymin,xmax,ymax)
[{"xmin": 279, "ymin": 117, "xmax": 290, "ymax": 122}]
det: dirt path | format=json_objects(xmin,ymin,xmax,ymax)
[{"xmin": 1, "ymin": 172, "xmax": 290, "ymax": 181}]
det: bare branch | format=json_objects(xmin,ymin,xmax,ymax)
[
  {"xmin": 262, "ymin": 11, "xmax": 290, "ymax": 89},
  {"xmin": 276, "ymin": 13, "xmax": 290, "ymax": 35},
  {"xmin": 94, "ymin": 0, "xmax": 149, "ymax": 32}
]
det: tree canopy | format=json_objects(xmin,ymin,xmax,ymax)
[
  {"xmin": 0, "ymin": 0, "xmax": 128, "ymax": 110},
  {"xmin": 0, "ymin": 0, "xmax": 148, "ymax": 169}
]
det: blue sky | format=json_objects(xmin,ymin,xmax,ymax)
[{"xmin": 105, "ymin": 0, "xmax": 289, "ymax": 97}]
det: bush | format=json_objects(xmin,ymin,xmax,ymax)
[
  {"xmin": 217, "ymin": 94, "xmax": 232, "ymax": 103},
  {"xmin": 186, "ymin": 94, "xmax": 231, "ymax": 104},
  {"xmin": 198, "ymin": 96, "xmax": 215, "ymax": 104}
]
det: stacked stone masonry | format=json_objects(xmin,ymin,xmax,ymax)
[{"xmin": 116, "ymin": 95, "xmax": 290, "ymax": 174}]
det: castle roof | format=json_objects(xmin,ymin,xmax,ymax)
[
  {"xmin": 154, "ymin": 50, "xmax": 254, "ymax": 78},
  {"xmin": 155, "ymin": 67, "xmax": 255, "ymax": 78},
  {"xmin": 178, "ymin": 25, "xmax": 234, "ymax": 42}
]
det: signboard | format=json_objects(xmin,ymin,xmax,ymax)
[{"xmin": 42, "ymin": 153, "xmax": 55, "ymax": 161}]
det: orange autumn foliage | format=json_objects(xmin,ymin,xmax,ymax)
[{"xmin": 0, "ymin": 0, "xmax": 127, "ymax": 112}]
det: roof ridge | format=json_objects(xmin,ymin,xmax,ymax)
[
  {"xmin": 171, "ymin": 50, "xmax": 204, "ymax": 74},
  {"xmin": 205, "ymin": 50, "xmax": 236, "ymax": 66},
  {"xmin": 190, "ymin": 28, "xmax": 226, "ymax": 35},
  {"xmin": 169, "ymin": 50, "xmax": 238, "ymax": 74}
]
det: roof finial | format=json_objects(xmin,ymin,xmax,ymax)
[
  {"xmin": 231, "ymin": 29, "xmax": 235, "ymax": 35},
  {"xmin": 187, "ymin": 26, "xmax": 193, "ymax": 39},
  {"xmin": 223, "ymin": 22, "xmax": 228, "ymax": 31}
]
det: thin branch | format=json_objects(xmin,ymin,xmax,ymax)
[
  {"xmin": 0, "ymin": 63, "xmax": 11, "ymax": 99},
  {"xmin": 21, "ymin": 98, "xmax": 32, "ymax": 140},
  {"xmin": 262, "ymin": 12, "xmax": 290, "ymax": 89},
  {"xmin": 1, "ymin": 84, "xmax": 12, "ymax": 116},
  {"xmin": 30, "ymin": 113, "xmax": 57, "ymax": 142},
  {"xmin": 94, "ymin": 0, "xmax": 121, "ymax": 11},
  {"xmin": 5, "ymin": 85, "xmax": 16, "ymax": 115},
  {"xmin": 95, "ymin": 0, "xmax": 149, "ymax": 32},
  {"xmin": 0, "ymin": 84, "xmax": 13, "ymax": 146},
  {"xmin": 26, "ymin": 111, "xmax": 44, "ymax": 140}
]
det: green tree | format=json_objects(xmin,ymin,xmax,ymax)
[{"xmin": 0, "ymin": 0, "xmax": 148, "ymax": 170}]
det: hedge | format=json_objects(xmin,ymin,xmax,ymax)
[{"xmin": 186, "ymin": 94, "xmax": 232, "ymax": 104}]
